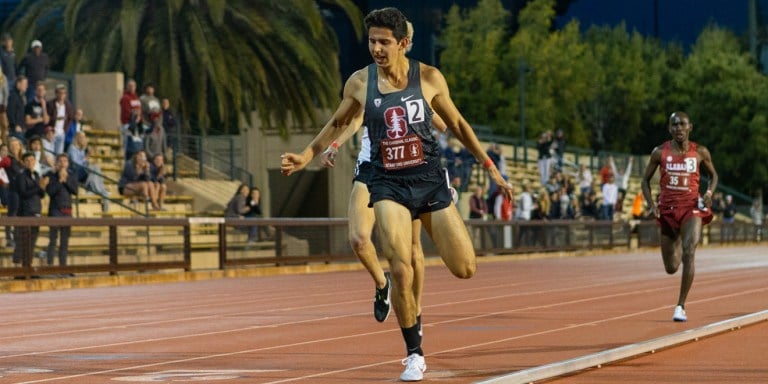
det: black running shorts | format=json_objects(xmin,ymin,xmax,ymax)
[
  {"xmin": 368, "ymin": 164, "xmax": 452, "ymax": 219},
  {"xmin": 353, "ymin": 161, "xmax": 375, "ymax": 186}
]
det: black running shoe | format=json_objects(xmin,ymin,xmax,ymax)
[{"xmin": 374, "ymin": 271, "xmax": 392, "ymax": 322}]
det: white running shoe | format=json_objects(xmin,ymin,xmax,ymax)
[
  {"xmin": 400, "ymin": 354, "xmax": 426, "ymax": 382},
  {"xmin": 673, "ymin": 305, "xmax": 687, "ymax": 322}
]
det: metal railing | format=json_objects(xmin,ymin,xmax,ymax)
[{"xmin": 174, "ymin": 134, "xmax": 253, "ymax": 186}]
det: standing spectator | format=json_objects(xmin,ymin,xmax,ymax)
[
  {"xmin": 26, "ymin": 135, "xmax": 50, "ymax": 176},
  {"xmin": 0, "ymin": 66, "xmax": 8, "ymax": 143},
  {"xmin": 140, "ymin": 84, "xmax": 161, "ymax": 129},
  {"xmin": 599, "ymin": 156, "xmax": 614, "ymax": 185},
  {"xmin": 119, "ymin": 79, "xmax": 142, "ymax": 134},
  {"xmin": 0, "ymin": 34, "xmax": 16, "ymax": 89},
  {"xmin": 710, "ymin": 191, "xmax": 725, "ymax": 220},
  {"xmin": 40, "ymin": 127, "xmax": 56, "ymax": 170},
  {"xmin": 46, "ymin": 84, "xmax": 74, "ymax": 154},
  {"xmin": 610, "ymin": 155, "xmax": 633, "ymax": 212},
  {"xmin": 64, "ymin": 108, "xmax": 85, "ymax": 152},
  {"xmin": 118, "ymin": 150, "xmax": 159, "ymax": 210},
  {"xmin": 515, "ymin": 183, "xmax": 534, "ymax": 246},
  {"xmin": 68, "ymin": 131, "xmax": 110, "ymax": 212},
  {"xmin": 468, "ymin": 186, "xmax": 487, "ymax": 219},
  {"xmin": 552, "ymin": 129, "xmax": 566, "ymax": 172},
  {"xmin": 0, "ymin": 143, "xmax": 8, "ymax": 207},
  {"xmin": 601, "ymin": 175, "xmax": 619, "ymax": 221},
  {"xmin": 537, "ymin": 130, "xmax": 553, "ymax": 185},
  {"xmin": 631, "ymin": 191, "xmax": 646, "ymax": 220},
  {"xmin": 144, "ymin": 119, "xmax": 167, "ymax": 161},
  {"xmin": 150, "ymin": 153, "xmax": 167, "ymax": 210},
  {"xmin": 161, "ymin": 98, "xmax": 177, "ymax": 150},
  {"xmin": 1, "ymin": 137, "xmax": 23, "ymax": 247},
  {"xmin": 24, "ymin": 81, "xmax": 48, "ymax": 140},
  {"xmin": 13, "ymin": 151, "xmax": 47, "ymax": 266},
  {"xmin": 576, "ymin": 163, "xmax": 593, "ymax": 196},
  {"xmin": 18, "ymin": 40, "xmax": 49, "ymax": 102},
  {"xmin": 722, "ymin": 194, "xmax": 736, "ymax": 242},
  {"xmin": 45, "ymin": 154, "xmax": 77, "ymax": 268},
  {"xmin": 750, "ymin": 196, "xmax": 763, "ymax": 241},
  {"xmin": 7, "ymin": 76, "xmax": 27, "ymax": 142}
]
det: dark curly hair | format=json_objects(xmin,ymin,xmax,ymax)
[{"xmin": 364, "ymin": 7, "xmax": 408, "ymax": 42}]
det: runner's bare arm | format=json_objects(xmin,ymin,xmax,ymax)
[
  {"xmin": 423, "ymin": 65, "xmax": 512, "ymax": 201},
  {"xmin": 320, "ymin": 111, "xmax": 364, "ymax": 168},
  {"xmin": 281, "ymin": 71, "xmax": 366, "ymax": 176},
  {"xmin": 641, "ymin": 147, "xmax": 662, "ymax": 218},
  {"xmin": 698, "ymin": 145, "xmax": 718, "ymax": 206}
]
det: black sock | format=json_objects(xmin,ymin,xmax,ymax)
[{"xmin": 401, "ymin": 322, "xmax": 423, "ymax": 356}]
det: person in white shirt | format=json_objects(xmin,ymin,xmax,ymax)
[
  {"xmin": 577, "ymin": 163, "xmax": 593, "ymax": 195},
  {"xmin": 601, "ymin": 175, "xmax": 619, "ymax": 221},
  {"xmin": 46, "ymin": 84, "xmax": 74, "ymax": 155}
]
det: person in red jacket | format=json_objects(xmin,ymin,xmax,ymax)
[{"xmin": 119, "ymin": 79, "xmax": 142, "ymax": 133}]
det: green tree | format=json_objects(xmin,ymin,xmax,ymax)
[
  {"xmin": 580, "ymin": 24, "xmax": 668, "ymax": 153},
  {"xmin": 665, "ymin": 25, "xmax": 768, "ymax": 194},
  {"xmin": 4, "ymin": 0, "xmax": 362, "ymax": 136},
  {"xmin": 439, "ymin": 0, "xmax": 510, "ymax": 126},
  {"xmin": 501, "ymin": 0, "xmax": 594, "ymax": 147}
]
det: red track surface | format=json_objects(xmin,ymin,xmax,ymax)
[{"xmin": 0, "ymin": 245, "xmax": 765, "ymax": 384}]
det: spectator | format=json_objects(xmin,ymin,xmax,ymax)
[
  {"xmin": 545, "ymin": 173, "xmax": 560, "ymax": 195},
  {"xmin": 140, "ymin": 84, "xmax": 161, "ymax": 129},
  {"xmin": 26, "ymin": 135, "xmax": 51, "ymax": 176},
  {"xmin": 468, "ymin": 186, "xmax": 487, "ymax": 219},
  {"xmin": 552, "ymin": 129, "xmax": 566, "ymax": 172},
  {"xmin": 18, "ymin": 40, "xmax": 49, "ymax": 102},
  {"xmin": 722, "ymin": 194, "xmax": 736, "ymax": 242},
  {"xmin": 537, "ymin": 130, "xmax": 553, "ymax": 185},
  {"xmin": 161, "ymin": 98, "xmax": 177, "ymax": 149},
  {"xmin": 64, "ymin": 108, "xmax": 86, "ymax": 152},
  {"xmin": 599, "ymin": 156, "xmax": 614, "ymax": 185},
  {"xmin": 0, "ymin": 67, "xmax": 8, "ymax": 143},
  {"xmin": 580, "ymin": 189, "xmax": 599, "ymax": 219},
  {"xmin": 7, "ymin": 76, "xmax": 27, "ymax": 142},
  {"xmin": 46, "ymin": 84, "xmax": 74, "ymax": 154},
  {"xmin": 711, "ymin": 191, "xmax": 725, "ymax": 220},
  {"xmin": 13, "ymin": 151, "xmax": 47, "ymax": 266},
  {"xmin": 0, "ymin": 33, "xmax": 16, "ymax": 88},
  {"xmin": 601, "ymin": 175, "xmax": 619, "ymax": 221},
  {"xmin": 225, "ymin": 183, "xmax": 258, "ymax": 242},
  {"xmin": 515, "ymin": 183, "xmax": 534, "ymax": 246},
  {"xmin": 0, "ymin": 143, "xmax": 8, "ymax": 207},
  {"xmin": 750, "ymin": 197, "xmax": 763, "ymax": 241},
  {"xmin": 41, "ymin": 127, "xmax": 56, "ymax": 169},
  {"xmin": 124, "ymin": 110, "xmax": 145, "ymax": 161},
  {"xmin": 245, "ymin": 186, "xmax": 272, "ymax": 242},
  {"xmin": 576, "ymin": 163, "xmax": 593, "ymax": 196},
  {"xmin": 68, "ymin": 131, "xmax": 110, "ymax": 212},
  {"xmin": 119, "ymin": 79, "xmax": 142, "ymax": 134},
  {"xmin": 149, "ymin": 153, "xmax": 167, "ymax": 210},
  {"xmin": 45, "ymin": 153, "xmax": 77, "ymax": 269},
  {"xmin": 144, "ymin": 119, "xmax": 167, "ymax": 161},
  {"xmin": 631, "ymin": 191, "xmax": 646, "ymax": 220},
  {"xmin": 610, "ymin": 155, "xmax": 633, "ymax": 212},
  {"xmin": 0, "ymin": 137, "xmax": 23, "ymax": 247},
  {"xmin": 24, "ymin": 81, "xmax": 48, "ymax": 140},
  {"xmin": 118, "ymin": 150, "xmax": 159, "ymax": 210}
]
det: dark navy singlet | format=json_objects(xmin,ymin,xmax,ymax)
[{"xmin": 363, "ymin": 59, "xmax": 440, "ymax": 176}]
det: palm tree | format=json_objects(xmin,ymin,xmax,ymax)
[{"xmin": 4, "ymin": 0, "xmax": 362, "ymax": 136}]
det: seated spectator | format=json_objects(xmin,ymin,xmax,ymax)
[
  {"xmin": 225, "ymin": 183, "xmax": 257, "ymax": 242},
  {"xmin": 68, "ymin": 131, "xmax": 110, "ymax": 211},
  {"xmin": 144, "ymin": 119, "xmax": 167, "ymax": 161},
  {"xmin": 576, "ymin": 163, "xmax": 593, "ymax": 195},
  {"xmin": 0, "ymin": 68, "xmax": 8, "ymax": 143},
  {"xmin": 41, "ymin": 126, "xmax": 56, "ymax": 164},
  {"xmin": 26, "ymin": 135, "xmax": 51, "ymax": 175},
  {"xmin": 124, "ymin": 111, "xmax": 145, "ymax": 161},
  {"xmin": 580, "ymin": 190, "xmax": 599, "ymax": 219},
  {"xmin": 161, "ymin": 98, "xmax": 177, "ymax": 149},
  {"xmin": 64, "ymin": 108, "xmax": 86, "ymax": 152},
  {"xmin": 150, "ymin": 153, "xmax": 167, "ymax": 210},
  {"xmin": 118, "ymin": 150, "xmax": 159, "ymax": 210},
  {"xmin": 0, "ymin": 143, "xmax": 9, "ymax": 208},
  {"xmin": 245, "ymin": 186, "xmax": 272, "ymax": 241}
]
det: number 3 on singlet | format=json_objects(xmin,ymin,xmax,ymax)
[{"xmin": 406, "ymin": 99, "xmax": 425, "ymax": 124}]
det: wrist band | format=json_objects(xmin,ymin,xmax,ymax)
[
  {"xmin": 330, "ymin": 142, "xmax": 339, "ymax": 150},
  {"xmin": 705, "ymin": 190, "xmax": 712, "ymax": 197},
  {"xmin": 483, "ymin": 158, "xmax": 493, "ymax": 169}
]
